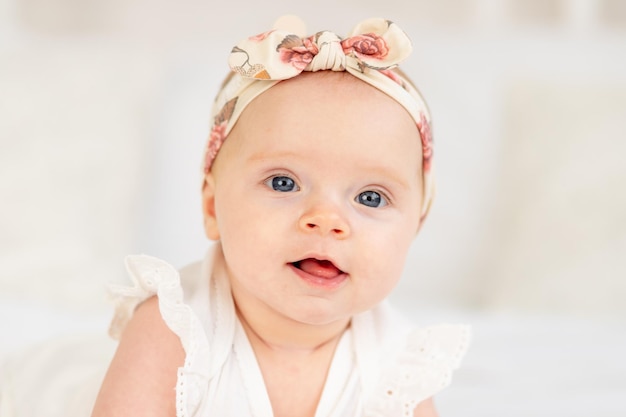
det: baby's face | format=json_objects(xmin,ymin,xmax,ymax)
[{"xmin": 203, "ymin": 71, "xmax": 423, "ymax": 326}]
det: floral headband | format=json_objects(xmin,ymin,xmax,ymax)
[{"xmin": 204, "ymin": 16, "xmax": 435, "ymax": 220}]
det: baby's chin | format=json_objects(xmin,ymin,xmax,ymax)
[
  {"xmin": 281, "ymin": 295, "xmax": 386, "ymax": 329},
  {"xmin": 277, "ymin": 299, "xmax": 354, "ymax": 328}
]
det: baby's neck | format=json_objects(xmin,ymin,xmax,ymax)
[
  {"xmin": 236, "ymin": 301, "xmax": 348, "ymax": 417},
  {"xmin": 212, "ymin": 245, "xmax": 350, "ymax": 417}
]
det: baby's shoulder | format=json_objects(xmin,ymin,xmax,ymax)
[
  {"xmin": 103, "ymin": 253, "xmax": 219, "ymax": 416},
  {"xmin": 116, "ymin": 295, "xmax": 186, "ymax": 369}
]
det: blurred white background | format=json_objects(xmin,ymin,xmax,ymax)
[{"xmin": 1, "ymin": 0, "xmax": 625, "ymax": 416}]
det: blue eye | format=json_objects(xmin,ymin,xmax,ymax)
[
  {"xmin": 266, "ymin": 176, "xmax": 299, "ymax": 192},
  {"xmin": 356, "ymin": 190, "xmax": 387, "ymax": 208}
]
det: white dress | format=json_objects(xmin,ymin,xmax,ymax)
[{"xmin": 109, "ymin": 246, "xmax": 470, "ymax": 417}]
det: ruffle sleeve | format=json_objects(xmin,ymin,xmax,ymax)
[
  {"xmin": 107, "ymin": 254, "xmax": 211, "ymax": 417},
  {"xmin": 365, "ymin": 323, "xmax": 471, "ymax": 417}
]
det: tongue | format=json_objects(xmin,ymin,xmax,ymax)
[{"xmin": 298, "ymin": 259, "xmax": 342, "ymax": 279}]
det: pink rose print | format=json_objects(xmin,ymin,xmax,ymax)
[
  {"xmin": 204, "ymin": 121, "xmax": 227, "ymax": 173},
  {"xmin": 277, "ymin": 35, "xmax": 319, "ymax": 71},
  {"xmin": 249, "ymin": 29, "xmax": 275, "ymax": 42},
  {"xmin": 204, "ymin": 97, "xmax": 237, "ymax": 172},
  {"xmin": 416, "ymin": 112, "xmax": 433, "ymax": 173},
  {"xmin": 341, "ymin": 33, "xmax": 389, "ymax": 60}
]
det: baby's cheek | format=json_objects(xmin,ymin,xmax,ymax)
[
  {"xmin": 362, "ymin": 243, "xmax": 404, "ymax": 281},
  {"xmin": 382, "ymin": 234, "xmax": 414, "ymax": 276}
]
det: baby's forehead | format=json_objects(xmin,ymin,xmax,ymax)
[{"xmin": 223, "ymin": 72, "xmax": 422, "ymax": 171}]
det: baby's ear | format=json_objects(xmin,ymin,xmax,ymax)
[{"xmin": 202, "ymin": 173, "xmax": 220, "ymax": 241}]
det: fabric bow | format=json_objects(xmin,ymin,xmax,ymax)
[{"xmin": 228, "ymin": 18, "xmax": 412, "ymax": 80}]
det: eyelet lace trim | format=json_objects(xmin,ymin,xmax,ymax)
[
  {"xmin": 364, "ymin": 324, "xmax": 471, "ymax": 417},
  {"xmin": 108, "ymin": 255, "xmax": 210, "ymax": 417}
]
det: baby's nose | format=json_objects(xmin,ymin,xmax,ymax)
[{"xmin": 298, "ymin": 204, "xmax": 350, "ymax": 239}]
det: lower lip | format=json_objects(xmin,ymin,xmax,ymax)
[{"xmin": 288, "ymin": 264, "xmax": 348, "ymax": 290}]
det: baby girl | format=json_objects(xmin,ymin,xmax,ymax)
[{"xmin": 92, "ymin": 16, "xmax": 469, "ymax": 417}]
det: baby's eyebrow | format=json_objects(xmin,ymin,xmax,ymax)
[
  {"xmin": 247, "ymin": 150, "xmax": 302, "ymax": 163},
  {"xmin": 362, "ymin": 165, "xmax": 413, "ymax": 190}
]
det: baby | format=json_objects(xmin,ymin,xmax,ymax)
[{"xmin": 92, "ymin": 16, "xmax": 469, "ymax": 417}]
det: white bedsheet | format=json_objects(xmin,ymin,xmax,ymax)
[{"xmin": 436, "ymin": 312, "xmax": 626, "ymax": 417}]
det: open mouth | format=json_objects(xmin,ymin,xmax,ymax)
[{"xmin": 291, "ymin": 258, "xmax": 345, "ymax": 280}]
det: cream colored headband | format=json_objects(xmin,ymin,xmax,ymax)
[{"xmin": 204, "ymin": 16, "xmax": 435, "ymax": 220}]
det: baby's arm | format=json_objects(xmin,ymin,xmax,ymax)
[
  {"xmin": 91, "ymin": 296, "xmax": 185, "ymax": 417},
  {"xmin": 414, "ymin": 398, "xmax": 438, "ymax": 417}
]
